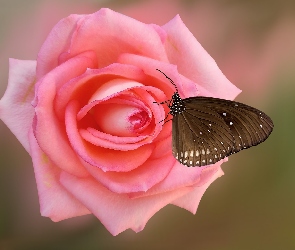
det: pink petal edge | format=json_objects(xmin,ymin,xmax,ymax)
[
  {"xmin": 60, "ymin": 171, "xmax": 194, "ymax": 236},
  {"xmin": 36, "ymin": 14, "xmax": 85, "ymax": 79},
  {"xmin": 0, "ymin": 59, "xmax": 36, "ymax": 153},
  {"xmin": 171, "ymin": 166, "xmax": 224, "ymax": 213},
  {"xmin": 82, "ymin": 153, "xmax": 175, "ymax": 194},
  {"xmin": 67, "ymin": 8, "xmax": 168, "ymax": 68},
  {"xmin": 129, "ymin": 159, "xmax": 225, "ymax": 199},
  {"xmin": 162, "ymin": 14, "xmax": 241, "ymax": 100},
  {"xmin": 29, "ymin": 129, "xmax": 90, "ymax": 221}
]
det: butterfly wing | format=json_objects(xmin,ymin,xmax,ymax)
[
  {"xmin": 172, "ymin": 97, "xmax": 273, "ymax": 167},
  {"xmin": 186, "ymin": 97, "xmax": 274, "ymax": 152}
]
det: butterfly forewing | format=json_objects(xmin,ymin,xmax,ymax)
[
  {"xmin": 187, "ymin": 97, "xmax": 273, "ymax": 151},
  {"xmin": 172, "ymin": 96, "xmax": 273, "ymax": 167}
]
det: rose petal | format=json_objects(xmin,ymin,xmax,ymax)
[
  {"xmin": 118, "ymin": 53, "xmax": 198, "ymax": 98},
  {"xmin": 0, "ymin": 59, "xmax": 36, "ymax": 153},
  {"xmin": 149, "ymin": 135, "xmax": 172, "ymax": 159},
  {"xmin": 34, "ymin": 50, "xmax": 97, "ymax": 108},
  {"xmin": 162, "ymin": 15, "xmax": 241, "ymax": 100},
  {"xmin": 60, "ymin": 171, "xmax": 193, "ymax": 235},
  {"xmin": 36, "ymin": 14, "xmax": 86, "ymax": 79},
  {"xmin": 66, "ymin": 8, "xmax": 169, "ymax": 67},
  {"xmin": 83, "ymin": 154, "xmax": 175, "ymax": 193},
  {"xmin": 84, "ymin": 127, "xmax": 148, "ymax": 147},
  {"xmin": 150, "ymin": 24, "xmax": 167, "ymax": 44},
  {"xmin": 34, "ymin": 52, "xmax": 96, "ymax": 177},
  {"xmin": 171, "ymin": 166, "xmax": 224, "ymax": 213},
  {"xmin": 129, "ymin": 158, "xmax": 226, "ymax": 199},
  {"xmin": 88, "ymin": 78, "xmax": 143, "ymax": 103},
  {"xmin": 29, "ymin": 129, "xmax": 90, "ymax": 221}
]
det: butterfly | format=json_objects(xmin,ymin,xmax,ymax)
[{"xmin": 155, "ymin": 69, "xmax": 274, "ymax": 167}]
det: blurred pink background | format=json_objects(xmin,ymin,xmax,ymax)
[{"xmin": 1, "ymin": 0, "xmax": 295, "ymax": 249}]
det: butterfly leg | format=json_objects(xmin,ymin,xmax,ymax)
[
  {"xmin": 153, "ymin": 100, "xmax": 170, "ymax": 105},
  {"xmin": 153, "ymin": 98, "xmax": 174, "ymax": 109},
  {"xmin": 157, "ymin": 113, "xmax": 173, "ymax": 124}
]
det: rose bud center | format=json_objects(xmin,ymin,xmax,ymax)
[{"xmin": 94, "ymin": 103, "xmax": 151, "ymax": 136}]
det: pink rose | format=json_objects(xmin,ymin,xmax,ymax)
[{"xmin": 0, "ymin": 8, "xmax": 240, "ymax": 235}]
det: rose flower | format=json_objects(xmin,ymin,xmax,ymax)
[{"xmin": 0, "ymin": 8, "xmax": 240, "ymax": 235}]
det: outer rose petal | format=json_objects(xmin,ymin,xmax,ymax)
[
  {"xmin": 29, "ymin": 129, "xmax": 90, "ymax": 221},
  {"xmin": 171, "ymin": 166, "xmax": 224, "ymax": 213},
  {"xmin": 60, "ymin": 171, "xmax": 194, "ymax": 236},
  {"xmin": 129, "ymin": 160, "xmax": 225, "ymax": 198},
  {"xmin": 0, "ymin": 59, "xmax": 36, "ymax": 153},
  {"xmin": 66, "ymin": 8, "xmax": 169, "ymax": 67},
  {"xmin": 36, "ymin": 14, "xmax": 85, "ymax": 79},
  {"xmin": 82, "ymin": 155, "xmax": 175, "ymax": 194},
  {"xmin": 162, "ymin": 15, "xmax": 241, "ymax": 100}
]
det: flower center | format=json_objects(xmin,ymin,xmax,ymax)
[{"xmin": 94, "ymin": 103, "xmax": 151, "ymax": 136}]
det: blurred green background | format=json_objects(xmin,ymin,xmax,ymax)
[{"xmin": 1, "ymin": 0, "xmax": 295, "ymax": 249}]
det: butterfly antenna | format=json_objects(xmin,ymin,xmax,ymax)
[{"xmin": 156, "ymin": 69, "xmax": 179, "ymax": 92}]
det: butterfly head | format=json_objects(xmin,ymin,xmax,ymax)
[{"xmin": 169, "ymin": 92, "xmax": 186, "ymax": 116}]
